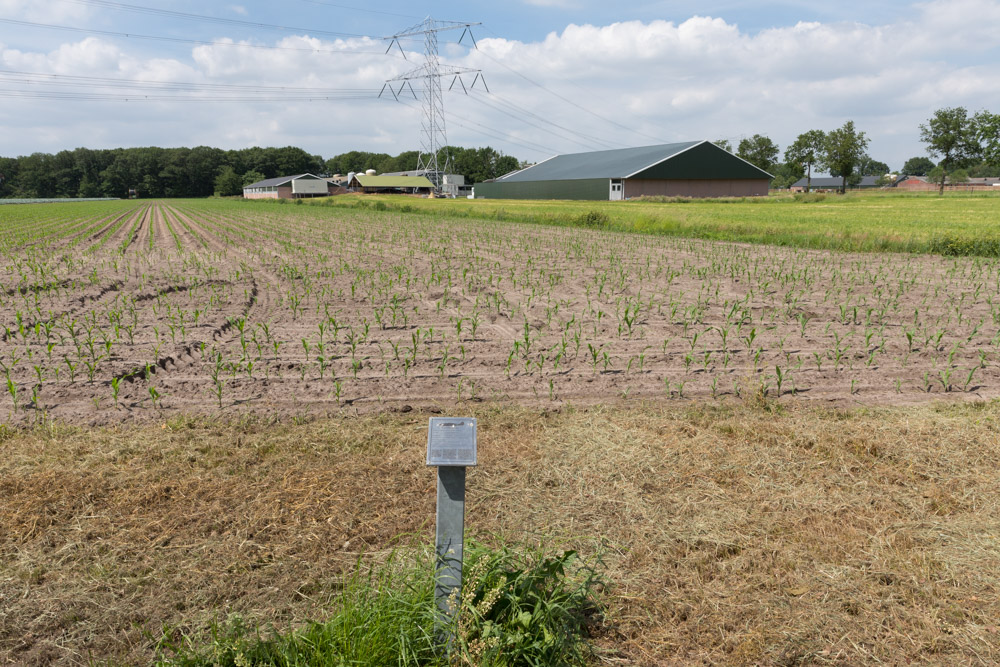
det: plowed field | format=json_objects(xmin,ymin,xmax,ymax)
[{"xmin": 2, "ymin": 199, "xmax": 1000, "ymax": 424}]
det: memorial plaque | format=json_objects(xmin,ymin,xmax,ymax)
[{"xmin": 426, "ymin": 417, "xmax": 477, "ymax": 467}]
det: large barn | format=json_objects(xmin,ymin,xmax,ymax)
[
  {"xmin": 243, "ymin": 173, "xmax": 343, "ymax": 199},
  {"xmin": 475, "ymin": 141, "xmax": 772, "ymax": 200}
]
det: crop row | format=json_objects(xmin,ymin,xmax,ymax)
[{"xmin": 1, "ymin": 198, "xmax": 999, "ymax": 422}]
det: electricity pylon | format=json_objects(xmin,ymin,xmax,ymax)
[{"xmin": 381, "ymin": 17, "xmax": 487, "ymax": 189}]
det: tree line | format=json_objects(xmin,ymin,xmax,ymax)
[
  {"xmin": 914, "ymin": 107, "xmax": 1000, "ymax": 193},
  {"xmin": 717, "ymin": 121, "xmax": 886, "ymax": 193},
  {"xmin": 0, "ymin": 145, "xmax": 522, "ymax": 199},
  {"xmin": 4, "ymin": 111, "xmax": 997, "ymax": 199},
  {"xmin": 722, "ymin": 108, "xmax": 1000, "ymax": 193},
  {"xmin": 325, "ymin": 146, "xmax": 521, "ymax": 186}
]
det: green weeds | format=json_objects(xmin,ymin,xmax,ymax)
[{"xmin": 153, "ymin": 541, "xmax": 603, "ymax": 667}]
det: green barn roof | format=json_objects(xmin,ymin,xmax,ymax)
[
  {"xmin": 354, "ymin": 175, "xmax": 434, "ymax": 188},
  {"xmin": 496, "ymin": 141, "xmax": 772, "ymax": 182}
]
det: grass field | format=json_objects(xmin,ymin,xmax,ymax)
[
  {"xmin": 2, "ymin": 194, "xmax": 1000, "ymax": 664},
  {"xmin": 307, "ymin": 189, "xmax": 1000, "ymax": 256}
]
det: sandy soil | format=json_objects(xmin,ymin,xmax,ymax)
[{"xmin": 2, "ymin": 200, "xmax": 1000, "ymax": 425}]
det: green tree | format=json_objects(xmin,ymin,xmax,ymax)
[
  {"xmin": 185, "ymin": 146, "xmax": 226, "ymax": 197},
  {"xmin": 770, "ymin": 162, "xmax": 805, "ymax": 189},
  {"xmin": 273, "ymin": 146, "xmax": 323, "ymax": 176},
  {"xmin": 901, "ymin": 156, "xmax": 935, "ymax": 176},
  {"xmin": 494, "ymin": 154, "xmax": 520, "ymax": 178},
  {"xmin": 784, "ymin": 130, "xmax": 826, "ymax": 192},
  {"xmin": 973, "ymin": 110, "xmax": 1000, "ymax": 168},
  {"xmin": 919, "ymin": 107, "xmax": 980, "ymax": 194},
  {"xmin": 857, "ymin": 157, "xmax": 890, "ymax": 176},
  {"xmin": 158, "ymin": 149, "xmax": 188, "ymax": 198},
  {"xmin": 325, "ymin": 151, "xmax": 392, "ymax": 176},
  {"xmin": 713, "ymin": 139, "xmax": 733, "ymax": 153},
  {"xmin": 380, "ymin": 151, "xmax": 420, "ymax": 173},
  {"xmin": 822, "ymin": 121, "xmax": 869, "ymax": 193},
  {"xmin": 214, "ymin": 165, "xmax": 244, "ymax": 196},
  {"xmin": 446, "ymin": 146, "xmax": 522, "ymax": 184},
  {"xmin": 737, "ymin": 134, "xmax": 779, "ymax": 173},
  {"xmin": 242, "ymin": 170, "xmax": 266, "ymax": 186},
  {"xmin": 78, "ymin": 175, "xmax": 102, "ymax": 198},
  {"xmin": 0, "ymin": 157, "xmax": 20, "ymax": 198},
  {"xmin": 968, "ymin": 162, "xmax": 1000, "ymax": 178},
  {"xmin": 950, "ymin": 168, "xmax": 970, "ymax": 184}
]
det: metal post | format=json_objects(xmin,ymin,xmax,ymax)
[
  {"xmin": 435, "ymin": 465, "xmax": 465, "ymax": 645},
  {"xmin": 425, "ymin": 416, "xmax": 477, "ymax": 651}
]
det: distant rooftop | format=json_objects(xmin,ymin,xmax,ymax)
[
  {"xmin": 353, "ymin": 175, "xmax": 434, "ymax": 188},
  {"xmin": 244, "ymin": 173, "xmax": 323, "ymax": 189},
  {"xmin": 791, "ymin": 175, "xmax": 881, "ymax": 188}
]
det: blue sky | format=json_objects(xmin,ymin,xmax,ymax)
[
  {"xmin": 0, "ymin": 1, "xmax": 931, "ymax": 55},
  {"xmin": 2, "ymin": 0, "xmax": 1000, "ymax": 170}
]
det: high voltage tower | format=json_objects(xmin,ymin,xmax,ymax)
[{"xmin": 380, "ymin": 18, "xmax": 486, "ymax": 189}]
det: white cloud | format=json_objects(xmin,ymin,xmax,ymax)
[
  {"xmin": 2, "ymin": 37, "xmax": 123, "ymax": 74},
  {"xmin": 0, "ymin": 0, "xmax": 90, "ymax": 22},
  {"xmin": 2, "ymin": 0, "xmax": 1000, "ymax": 169}
]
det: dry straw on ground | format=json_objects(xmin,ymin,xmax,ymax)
[{"xmin": 1, "ymin": 400, "xmax": 999, "ymax": 665}]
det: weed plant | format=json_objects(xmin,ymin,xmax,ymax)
[{"xmin": 153, "ymin": 541, "xmax": 603, "ymax": 667}]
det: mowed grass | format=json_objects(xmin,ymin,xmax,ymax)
[
  {"xmin": 301, "ymin": 190, "xmax": 1000, "ymax": 256},
  {"xmin": 2, "ymin": 401, "xmax": 999, "ymax": 664}
]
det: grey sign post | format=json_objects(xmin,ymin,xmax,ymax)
[{"xmin": 426, "ymin": 417, "xmax": 477, "ymax": 648}]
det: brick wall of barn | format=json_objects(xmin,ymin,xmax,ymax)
[{"xmin": 624, "ymin": 179, "xmax": 769, "ymax": 198}]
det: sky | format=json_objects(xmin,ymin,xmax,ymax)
[{"xmin": 2, "ymin": 0, "xmax": 1000, "ymax": 171}]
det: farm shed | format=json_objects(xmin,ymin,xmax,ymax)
[
  {"xmin": 790, "ymin": 176, "xmax": 881, "ymax": 192},
  {"xmin": 243, "ymin": 173, "xmax": 342, "ymax": 199},
  {"xmin": 895, "ymin": 175, "xmax": 1000, "ymax": 191},
  {"xmin": 349, "ymin": 174, "xmax": 434, "ymax": 195},
  {"xmin": 474, "ymin": 141, "xmax": 771, "ymax": 200}
]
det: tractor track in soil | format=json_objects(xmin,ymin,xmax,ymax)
[
  {"xmin": 1, "ymin": 280, "xmax": 125, "ymax": 342},
  {"xmin": 161, "ymin": 205, "xmax": 210, "ymax": 253},
  {"xmin": 127, "ymin": 204, "xmax": 153, "ymax": 255},
  {"xmin": 107, "ymin": 204, "xmax": 274, "ymax": 394},
  {"xmin": 2, "ymin": 278, "xmax": 76, "ymax": 298},
  {"xmin": 112, "ymin": 278, "xmax": 258, "ymax": 386},
  {"xmin": 82, "ymin": 206, "xmax": 145, "ymax": 249},
  {"xmin": 165, "ymin": 206, "xmax": 229, "ymax": 256},
  {"xmin": 100, "ymin": 205, "xmax": 148, "ymax": 254},
  {"xmin": 116, "ymin": 204, "xmax": 151, "ymax": 256}
]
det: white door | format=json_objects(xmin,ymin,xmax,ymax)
[{"xmin": 610, "ymin": 179, "xmax": 624, "ymax": 201}]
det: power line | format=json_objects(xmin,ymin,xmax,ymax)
[
  {"xmin": 474, "ymin": 90, "xmax": 619, "ymax": 148},
  {"xmin": 396, "ymin": 98, "xmax": 557, "ymax": 157},
  {"xmin": 464, "ymin": 93, "xmax": 611, "ymax": 152},
  {"xmin": 58, "ymin": 0, "xmax": 383, "ymax": 40},
  {"xmin": 288, "ymin": 0, "xmax": 424, "ymax": 20},
  {"xmin": 448, "ymin": 119, "xmax": 555, "ymax": 158},
  {"xmin": 0, "ymin": 69, "xmax": 375, "ymax": 93},
  {"xmin": 0, "ymin": 18, "xmax": 398, "ymax": 57},
  {"xmin": 478, "ymin": 26, "xmax": 671, "ymax": 146},
  {"xmin": 467, "ymin": 91, "xmax": 619, "ymax": 151},
  {"xmin": 0, "ymin": 89, "xmax": 376, "ymax": 101}
]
